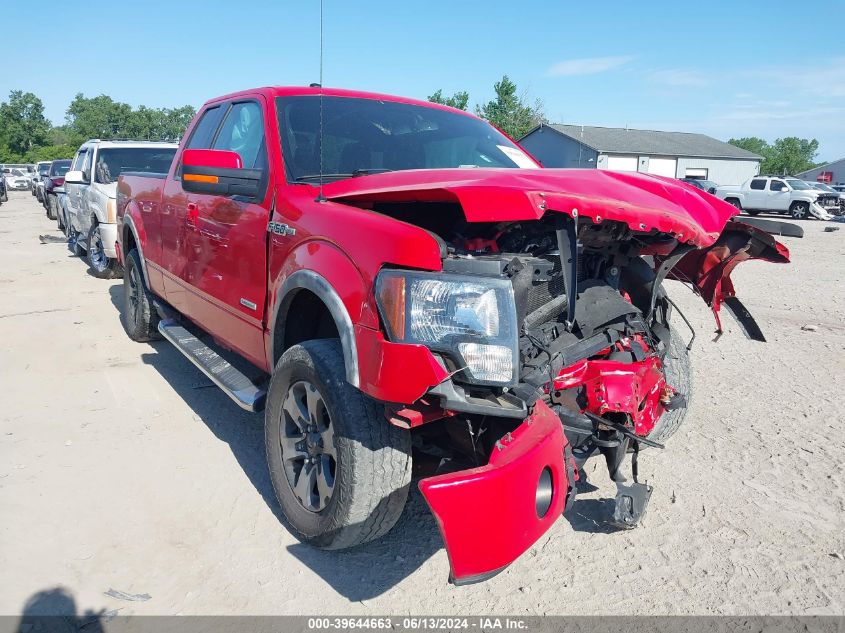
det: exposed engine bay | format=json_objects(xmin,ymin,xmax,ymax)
[
  {"xmin": 326, "ymin": 167, "xmax": 792, "ymax": 581},
  {"xmin": 376, "ymin": 204, "xmax": 788, "ymax": 528}
]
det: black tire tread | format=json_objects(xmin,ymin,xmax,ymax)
[
  {"xmin": 265, "ymin": 339, "xmax": 411, "ymax": 550},
  {"xmin": 87, "ymin": 224, "xmax": 121, "ymax": 279},
  {"xmin": 647, "ymin": 325, "xmax": 693, "ymax": 444},
  {"xmin": 123, "ymin": 249, "xmax": 161, "ymax": 342}
]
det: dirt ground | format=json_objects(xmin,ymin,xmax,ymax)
[{"xmin": 1, "ymin": 190, "xmax": 843, "ymax": 617}]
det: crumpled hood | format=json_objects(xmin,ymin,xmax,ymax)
[{"xmin": 323, "ymin": 168, "xmax": 740, "ymax": 247}]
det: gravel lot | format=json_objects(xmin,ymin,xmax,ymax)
[{"xmin": 1, "ymin": 190, "xmax": 843, "ymax": 617}]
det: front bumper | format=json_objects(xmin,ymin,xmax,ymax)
[
  {"xmin": 810, "ymin": 202, "xmax": 834, "ymax": 220},
  {"xmin": 419, "ymin": 400, "xmax": 570, "ymax": 584},
  {"xmin": 98, "ymin": 222, "xmax": 118, "ymax": 258}
]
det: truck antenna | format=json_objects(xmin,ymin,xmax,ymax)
[{"xmin": 315, "ymin": 0, "xmax": 326, "ymax": 203}]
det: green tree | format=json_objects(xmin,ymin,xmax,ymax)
[
  {"xmin": 159, "ymin": 106, "xmax": 196, "ymax": 140},
  {"xmin": 0, "ymin": 90, "xmax": 51, "ymax": 155},
  {"xmin": 728, "ymin": 137, "xmax": 770, "ymax": 160},
  {"xmin": 766, "ymin": 137, "xmax": 819, "ymax": 175},
  {"xmin": 427, "ymin": 89, "xmax": 469, "ymax": 111},
  {"xmin": 475, "ymin": 75, "xmax": 545, "ymax": 140},
  {"xmin": 24, "ymin": 144, "xmax": 77, "ymax": 162},
  {"xmin": 729, "ymin": 136, "xmax": 820, "ymax": 175},
  {"xmin": 66, "ymin": 93, "xmax": 133, "ymax": 139},
  {"xmin": 47, "ymin": 125, "xmax": 84, "ymax": 149}
]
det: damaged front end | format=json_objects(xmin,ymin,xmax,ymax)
[{"xmin": 332, "ymin": 169, "xmax": 792, "ymax": 583}]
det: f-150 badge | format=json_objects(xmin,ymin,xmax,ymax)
[{"xmin": 268, "ymin": 221, "xmax": 296, "ymax": 237}]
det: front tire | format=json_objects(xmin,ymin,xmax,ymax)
[
  {"xmin": 265, "ymin": 339, "xmax": 411, "ymax": 550},
  {"xmin": 46, "ymin": 198, "xmax": 57, "ymax": 220},
  {"xmin": 71, "ymin": 229, "xmax": 86, "ymax": 257},
  {"xmin": 122, "ymin": 249, "xmax": 161, "ymax": 342},
  {"xmin": 87, "ymin": 223, "xmax": 120, "ymax": 279},
  {"xmin": 790, "ymin": 201, "xmax": 810, "ymax": 220},
  {"xmin": 647, "ymin": 326, "xmax": 693, "ymax": 444}
]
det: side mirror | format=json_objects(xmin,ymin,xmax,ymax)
[
  {"xmin": 708, "ymin": 187, "xmax": 716, "ymax": 194},
  {"xmin": 65, "ymin": 170, "xmax": 86, "ymax": 184},
  {"xmin": 181, "ymin": 149, "xmax": 262, "ymax": 198}
]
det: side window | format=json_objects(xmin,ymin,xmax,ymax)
[
  {"xmin": 749, "ymin": 179, "xmax": 766, "ymax": 190},
  {"xmin": 212, "ymin": 101, "xmax": 266, "ymax": 170},
  {"xmin": 186, "ymin": 106, "xmax": 224, "ymax": 150},
  {"xmin": 176, "ymin": 106, "xmax": 225, "ymax": 178},
  {"xmin": 770, "ymin": 180, "xmax": 786, "ymax": 191},
  {"xmin": 71, "ymin": 150, "xmax": 87, "ymax": 172},
  {"xmin": 81, "ymin": 151, "xmax": 93, "ymax": 181}
]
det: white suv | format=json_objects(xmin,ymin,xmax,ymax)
[{"xmin": 65, "ymin": 140, "xmax": 178, "ymax": 278}]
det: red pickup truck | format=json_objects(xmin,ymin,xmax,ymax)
[{"xmin": 116, "ymin": 86, "xmax": 790, "ymax": 584}]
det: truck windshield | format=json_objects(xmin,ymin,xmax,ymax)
[
  {"xmin": 785, "ymin": 179, "xmax": 810, "ymax": 190},
  {"xmin": 276, "ymin": 96, "xmax": 538, "ymax": 181},
  {"xmin": 94, "ymin": 147, "xmax": 177, "ymax": 184}
]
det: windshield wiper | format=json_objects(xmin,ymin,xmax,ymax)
[
  {"xmin": 351, "ymin": 168, "xmax": 393, "ymax": 176},
  {"xmin": 295, "ymin": 173, "xmax": 351, "ymax": 182},
  {"xmin": 294, "ymin": 168, "xmax": 393, "ymax": 183}
]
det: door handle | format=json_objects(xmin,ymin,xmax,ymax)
[{"xmin": 186, "ymin": 202, "xmax": 199, "ymax": 228}]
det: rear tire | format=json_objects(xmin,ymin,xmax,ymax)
[
  {"xmin": 647, "ymin": 326, "xmax": 693, "ymax": 444},
  {"xmin": 265, "ymin": 339, "xmax": 411, "ymax": 550},
  {"xmin": 725, "ymin": 198, "xmax": 742, "ymax": 209},
  {"xmin": 122, "ymin": 249, "xmax": 161, "ymax": 342}
]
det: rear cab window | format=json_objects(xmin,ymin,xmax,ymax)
[
  {"xmin": 750, "ymin": 179, "xmax": 766, "ymax": 190},
  {"xmin": 94, "ymin": 147, "xmax": 177, "ymax": 184}
]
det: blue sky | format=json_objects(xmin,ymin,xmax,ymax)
[{"xmin": 4, "ymin": 0, "xmax": 844, "ymax": 161}]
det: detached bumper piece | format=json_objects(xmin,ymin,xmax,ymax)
[{"xmin": 419, "ymin": 401, "xmax": 570, "ymax": 585}]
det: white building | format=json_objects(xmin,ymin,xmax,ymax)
[{"xmin": 519, "ymin": 124, "xmax": 762, "ymax": 185}]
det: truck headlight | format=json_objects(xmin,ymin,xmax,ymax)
[{"xmin": 375, "ymin": 270, "xmax": 518, "ymax": 385}]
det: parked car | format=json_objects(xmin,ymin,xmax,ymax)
[
  {"xmin": 32, "ymin": 161, "xmax": 52, "ymax": 200},
  {"xmin": 65, "ymin": 140, "xmax": 178, "ymax": 278},
  {"xmin": 807, "ymin": 181, "xmax": 845, "ymax": 215},
  {"xmin": 681, "ymin": 177, "xmax": 718, "ymax": 194},
  {"xmin": 43, "ymin": 159, "xmax": 71, "ymax": 224},
  {"xmin": 715, "ymin": 176, "xmax": 838, "ymax": 219},
  {"xmin": 0, "ymin": 175, "xmax": 7, "ymax": 205},
  {"xmin": 115, "ymin": 86, "xmax": 791, "ymax": 585},
  {"xmin": 4, "ymin": 168, "xmax": 31, "ymax": 191}
]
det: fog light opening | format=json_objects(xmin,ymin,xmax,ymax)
[{"xmin": 535, "ymin": 467, "xmax": 554, "ymax": 518}]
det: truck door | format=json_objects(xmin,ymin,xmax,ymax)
[
  {"xmin": 160, "ymin": 104, "xmax": 227, "ymax": 315},
  {"xmin": 181, "ymin": 97, "xmax": 272, "ymax": 368},
  {"xmin": 747, "ymin": 177, "xmax": 767, "ymax": 209},
  {"xmin": 768, "ymin": 179, "xmax": 790, "ymax": 211},
  {"xmin": 66, "ymin": 148, "xmax": 89, "ymax": 233}
]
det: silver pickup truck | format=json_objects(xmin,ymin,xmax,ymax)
[{"xmin": 715, "ymin": 176, "xmax": 837, "ymax": 220}]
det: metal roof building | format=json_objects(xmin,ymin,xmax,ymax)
[
  {"xmin": 796, "ymin": 158, "xmax": 845, "ymax": 185},
  {"xmin": 519, "ymin": 124, "xmax": 762, "ymax": 185}
]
